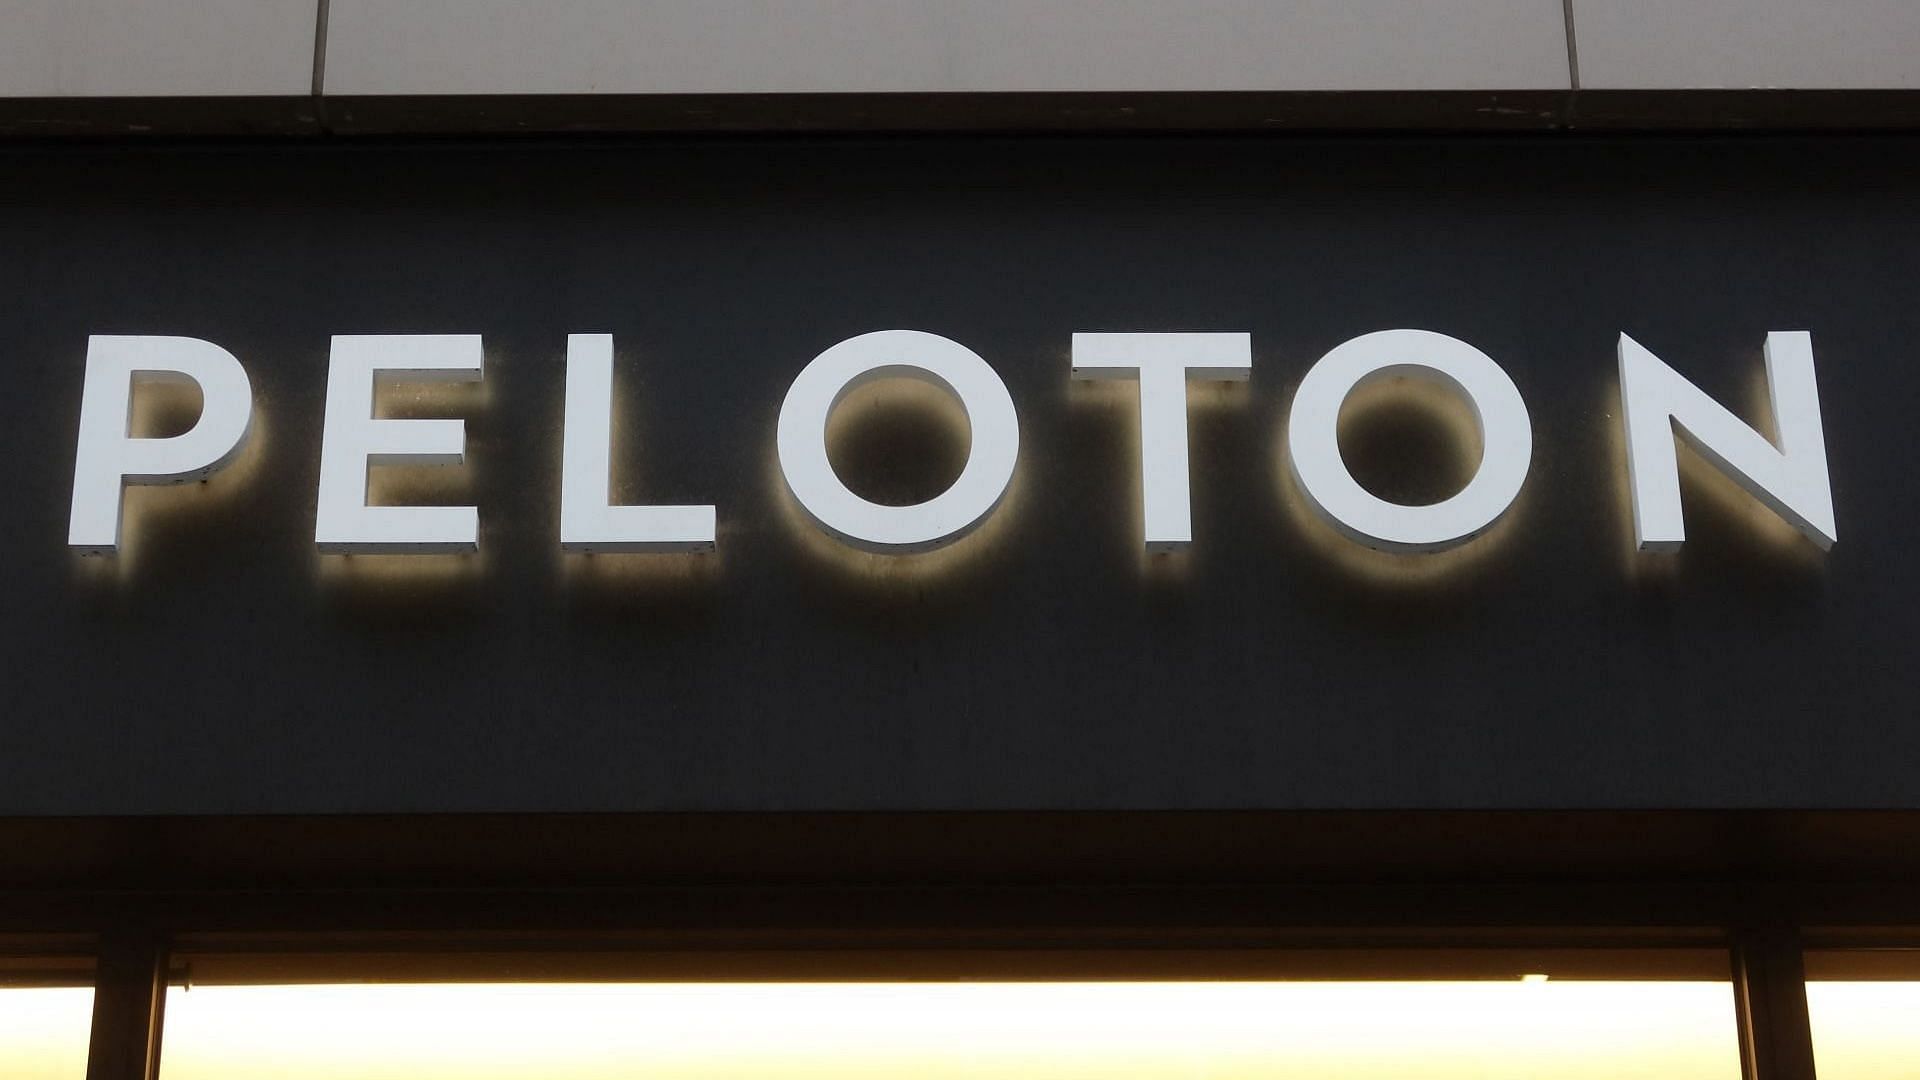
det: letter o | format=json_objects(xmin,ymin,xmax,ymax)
[
  {"xmin": 777, "ymin": 330, "xmax": 1019, "ymax": 552},
  {"xmin": 1287, "ymin": 329, "xmax": 1532, "ymax": 552}
]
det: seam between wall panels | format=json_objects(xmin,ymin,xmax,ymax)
[
  {"xmin": 1562, "ymin": 0, "xmax": 1582, "ymax": 89},
  {"xmin": 311, "ymin": 0, "xmax": 331, "ymax": 97}
]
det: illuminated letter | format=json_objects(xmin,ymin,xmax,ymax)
[
  {"xmin": 315, "ymin": 334, "xmax": 481, "ymax": 554},
  {"xmin": 1071, "ymin": 332, "xmax": 1251, "ymax": 551},
  {"xmin": 1287, "ymin": 328, "xmax": 1532, "ymax": 552},
  {"xmin": 559, "ymin": 333, "xmax": 715, "ymax": 552},
  {"xmin": 1618, "ymin": 331, "xmax": 1834, "ymax": 551},
  {"xmin": 69, "ymin": 335, "xmax": 255, "ymax": 554},
  {"xmin": 777, "ymin": 329, "xmax": 1018, "ymax": 552}
]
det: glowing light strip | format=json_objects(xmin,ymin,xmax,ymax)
[{"xmin": 150, "ymin": 980, "xmax": 1742, "ymax": 1080}]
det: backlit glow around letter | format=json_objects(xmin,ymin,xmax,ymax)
[
  {"xmin": 560, "ymin": 333, "xmax": 716, "ymax": 553},
  {"xmin": 315, "ymin": 334, "xmax": 482, "ymax": 554},
  {"xmin": 1071, "ymin": 332, "xmax": 1251, "ymax": 551},
  {"xmin": 1287, "ymin": 329, "xmax": 1532, "ymax": 552},
  {"xmin": 68, "ymin": 335, "xmax": 254, "ymax": 554},
  {"xmin": 777, "ymin": 330, "xmax": 1018, "ymax": 552},
  {"xmin": 1618, "ymin": 331, "xmax": 1835, "ymax": 551}
]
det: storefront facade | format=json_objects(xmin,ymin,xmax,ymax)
[{"xmin": 3, "ymin": 4, "xmax": 1919, "ymax": 1079}]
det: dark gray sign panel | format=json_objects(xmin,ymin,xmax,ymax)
[{"xmin": 2, "ymin": 136, "xmax": 1915, "ymax": 814}]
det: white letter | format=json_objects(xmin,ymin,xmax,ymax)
[
  {"xmin": 1618, "ymin": 331, "xmax": 1835, "ymax": 551},
  {"xmin": 560, "ymin": 333, "xmax": 715, "ymax": 552},
  {"xmin": 316, "ymin": 334, "xmax": 482, "ymax": 554},
  {"xmin": 1071, "ymin": 332, "xmax": 1250, "ymax": 551},
  {"xmin": 69, "ymin": 335, "xmax": 254, "ymax": 554},
  {"xmin": 1287, "ymin": 329, "xmax": 1532, "ymax": 552},
  {"xmin": 777, "ymin": 329, "xmax": 1018, "ymax": 552}
]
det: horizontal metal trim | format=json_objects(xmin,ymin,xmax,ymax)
[
  {"xmin": 170, "ymin": 945, "xmax": 1736, "ymax": 986},
  {"xmin": 6, "ymin": 90, "xmax": 1920, "ymax": 139}
]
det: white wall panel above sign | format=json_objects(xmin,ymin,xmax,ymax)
[
  {"xmin": 1572, "ymin": 0, "xmax": 1920, "ymax": 90},
  {"xmin": 0, "ymin": 0, "xmax": 318, "ymax": 97},
  {"xmin": 321, "ymin": 0, "xmax": 1573, "ymax": 95}
]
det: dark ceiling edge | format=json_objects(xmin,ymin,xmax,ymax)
[
  {"xmin": 4, "ymin": 90, "xmax": 1920, "ymax": 140},
  {"xmin": 6, "ymin": 810, "xmax": 1920, "ymax": 890},
  {"xmin": 4, "ymin": 812, "xmax": 1920, "ymax": 934}
]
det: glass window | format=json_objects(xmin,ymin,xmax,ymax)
[
  {"xmin": 1806, "ymin": 949, "xmax": 1920, "ymax": 1080},
  {"xmin": 0, "ymin": 974, "xmax": 93, "ymax": 1080},
  {"xmin": 157, "ymin": 950, "xmax": 1742, "ymax": 1080}
]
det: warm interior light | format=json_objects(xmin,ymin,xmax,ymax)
[
  {"xmin": 1807, "ymin": 981, "xmax": 1920, "ymax": 1080},
  {"xmin": 0, "ymin": 986, "xmax": 93, "ymax": 1080},
  {"xmin": 1521, "ymin": 972, "xmax": 1551, "ymax": 983},
  {"xmin": 155, "ymin": 980, "xmax": 1740, "ymax": 1080}
]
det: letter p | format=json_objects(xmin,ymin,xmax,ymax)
[{"xmin": 68, "ymin": 335, "xmax": 255, "ymax": 554}]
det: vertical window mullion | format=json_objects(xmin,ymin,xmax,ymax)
[
  {"xmin": 85, "ymin": 928, "xmax": 167, "ymax": 1080},
  {"xmin": 1732, "ymin": 927, "xmax": 1819, "ymax": 1080}
]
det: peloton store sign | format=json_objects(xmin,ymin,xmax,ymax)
[{"xmin": 67, "ymin": 328, "xmax": 1838, "ymax": 560}]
